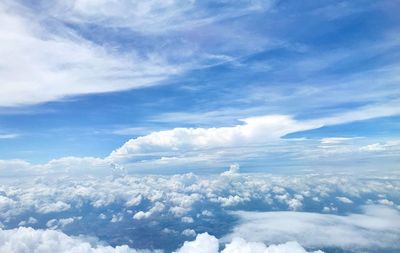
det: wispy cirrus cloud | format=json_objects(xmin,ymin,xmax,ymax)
[
  {"xmin": 49, "ymin": 0, "xmax": 274, "ymax": 34},
  {"xmin": 0, "ymin": 0, "xmax": 275, "ymax": 107},
  {"xmin": 0, "ymin": 133, "xmax": 18, "ymax": 139},
  {"xmin": 0, "ymin": 1, "xmax": 184, "ymax": 107}
]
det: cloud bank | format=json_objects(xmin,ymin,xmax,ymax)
[
  {"xmin": 0, "ymin": 227, "xmax": 152, "ymax": 253},
  {"xmin": 225, "ymin": 205, "xmax": 400, "ymax": 251},
  {"xmin": 0, "ymin": 227, "xmax": 322, "ymax": 253},
  {"xmin": 0, "ymin": 169, "xmax": 398, "ymax": 251},
  {"xmin": 174, "ymin": 233, "xmax": 323, "ymax": 253}
]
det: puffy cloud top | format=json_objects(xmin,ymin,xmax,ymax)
[
  {"xmin": 0, "ymin": 227, "xmax": 144, "ymax": 253},
  {"xmin": 0, "ymin": 227, "xmax": 322, "ymax": 253}
]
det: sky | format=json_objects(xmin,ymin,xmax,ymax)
[
  {"xmin": 0, "ymin": 0, "xmax": 399, "ymax": 172},
  {"xmin": 0, "ymin": 1, "xmax": 400, "ymax": 253}
]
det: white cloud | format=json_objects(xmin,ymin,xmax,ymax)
[
  {"xmin": 51, "ymin": 0, "xmax": 273, "ymax": 34},
  {"xmin": 181, "ymin": 229, "xmax": 196, "ymax": 237},
  {"xmin": 287, "ymin": 198, "xmax": 303, "ymax": 211},
  {"xmin": 320, "ymin": 137, "xmax": 360, "ymax": 144},
  {"xmin": 108, "ymin": 101, "xmax": 400, "ymax": 167},
  {"xmin": 133, "ymin": 202, "xmax": 165, "ymax": 220},
  {"xmin": 222, "ymin": 238, "xmax": 323, "ymax": 253},
  {"xmin": 0, "ymin": 133, "xmax": 18, "ymax": 139},
  {"xmin": 111, "ymin": 213, "xmax": 124, "ymax": 223},
  {"xmin": 220, "ymin": 164, "xmax": 240, "ymax": 176},
  {"xmin": 0, "ymin": 170, "xmax": 397, "ymax": 227},
  {"xmin": 174, "ymin": 233, "xmax": 323, "ymax": 253},
  {"xmin": 181, "ymin": 216, "xmax": 194, "ymax": 223},
  {"xmin": 46, "ymin": 217, "xmax": 79, "ymax": 229},
  {"xmin": 0, "ymin": 1, "xmax": 182, "ymax": 107},
  {"xmin": 336, "ymin": 196, "xmax": 353, "ymax": 204},
  {"xmin": 125, "ymin": 195, "xmax": 143, "ymax": 207},
  {"xmin": 359, "ymin": 140, "xmax": 400, "ymax": 152},
  {"xmin": 0, "ymin": 101, "xmax": 399, "ymax": 175},
  {"xmin": 0, "ymin": 227, "xmax": 153, "ymax": 253},
  {"xmin": 174, "ymin": 233, "xmax": 219, "ymax": 253},
  {"xmin": 0, "ymin": 156, "xmax": 111, "ymax": 177},
  {"xmin": 0, "ymin": 0, "xmax": 276, "ymax": 107},
  {"xmin": 0, "ymin": 227, "xmax": 324, "ymax": 253},
  {"xmin": 37, "ymin": 201, "xmax": 71, "ymax": 214},
  {"xmin": 109, "ymin": 115, "xmax": 318, "ymax": 161},
  {"xmin": 224, "ymin": 205, "xmax": 400, "ymax": 250},
  {"xmin": 313, "ymin": 100, "xmax": 400, "ymax": 127},
  {"xmin": 0, "ymin": 172, "xmax": 397, "ymax": 251}
]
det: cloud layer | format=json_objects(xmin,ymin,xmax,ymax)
[
  {"xmin": 225, "ymin": 205, "xmax": 400, "ymax": 251},
  {"xmin": 0, "ymin": 227, "xmax": 153, "ymax": 253},
  {"xmin": 174, "ymin": 233, "xmax": 323, "ymax": 253},
  {"xmin": 0, "ymin": 227, "xmax": 322, "ymax": 253},
  {"xmin": 0, "ymin": 168, "xmax": 398, "ymax": 251}
]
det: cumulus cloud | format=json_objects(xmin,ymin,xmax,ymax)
[
  {"xmin": 0, "ymin": 171, "xmax": 398, "ymax": 231},
  {"xmin": 109, "ymin": 115, "xmax": 318, "ymax": 160},
  {"xmin": 37, "ymin": 201, "xmax": 71, "ymax": 214},
  {"xmin": 133, "ymin": 202, "xmax": 165, "ymax": 220},
  {"xmin": 220, "ymin": 164, "xmax": 240, "ymax": 176},
  {"xmin": 222, "ymin": 238, "xmax": 323, "ymax": 253},
  {"xmin": 181, "ymin": 229, "xmax": 196, "ymax": 237},
  {"xmin": 224, "ymin": 205, "xmax": 400, "ymax": 251},
  {"xmin": 174, "ymin": 233, "xmax": 323, "ymax": 253},
  {"xmin": 174, "ymin": 233, "xmax": 219, "ymax": 253},
  {"xmin": 336, "ymin": 196, "xmax": 353, "ymax": 204},
  {"xmin": 1, "ymin": 105, "xmax": 399, "ymax": 176},
  {"xmin": 0, "ymin": 171, "xmax": 398, "ymax": 251},
  {"xmin": 0, "ymin": 227, "xmax": 153, "ymax": 253},
  {"xmin": 106, "ymin": 101, "xmax": 400, "ymax": 168},
  {"xmin": 0, "ymin": 227, "xmax": 322, "ymax": 253}
]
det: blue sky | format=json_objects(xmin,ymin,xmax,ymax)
[
  {"xmin": 0, "ymin": 0, "xmax": 399, "ymax": 170},
  {"xmin": 1, "ymin": 2, "xmax": 400, "ymax": 253}
]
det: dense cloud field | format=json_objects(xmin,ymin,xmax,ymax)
[{"xmin": 0, "ymin": 167, "xmax": 399, "ymax": 253}]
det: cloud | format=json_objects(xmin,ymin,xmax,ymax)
[
  {"xmin": 220, "ymin": 164, "xmax": 240, "ymax": 176},
  {"xmin": 181, "ymin": 229, "xmax": 196, "ymax": 237},
  {"xmin": 222, "ymin": 238, "xmax": 323, "ymax": 253},
  {"xmin": 50, "ymin": 0, "xmax": 273, "ymax": 34},
  {"xmin": 0, "ymin": 133, "xmax": 19, "ymax": 139},
  {"xmin": 0, "ymin": 227, "xmax": 152, "ymax": 253},
  {"xmin": 0, "ymin": 0, "xmax": 275, "ymax": 107},
  {"xmin": 0, "ymin": 156, "xmax": 112, "ymax": 177},
  {"xmin": 336, "ymin": 196, "xmax": 353, "ymax": 204},
  {"xmin": 359, "ymin": 140, "xmax": 400, "ymax": 152},
  {"xmin": 174, "ymin": 233, "xmax": 218, "ymax": 253},
  {"xmin": 174, "ymin": 233, "xmax": 323, "ymax": 253},
  {"xmin": 133, "ymin": 202, "xmax": 165, "ymax": 220},
  {"xmin": 0, "ymin": 227, "xmax": 323, "ymax": 253},
  {"xmin": 320, "ymin": 137, "xmax": 360, "ymax": 145},
  {"xmin": 0, "ymin": 1, "xmax": 182, "ymax": 107},
  {"xmin": 0, "ymin": 169, "xmax": 398, "ymax": 228},
  {"xmin": 109, "ymin": 115, "xmax": 318, "ymax": 161},
  {"xmin": 0, "ymin": 171, "xmax": 398, "ymax": 250},
  {"xmin": 224, "ymin": 205, "xmax": 400, "ymax": 251},
  {"xmin": 108, "ymin": 101, "xmax": 400, "ymax": 167},
  {"xmin": 37, "ymin": 201, "xmax": 71, "ymax": 214},
  {"xmin": 313, "ymin": 100, "xmax": 400, "ymax": 127}
]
